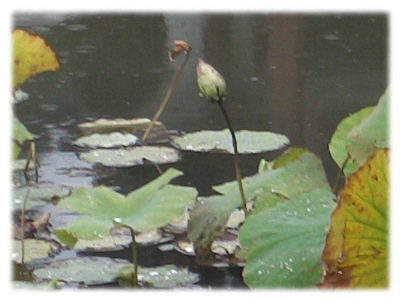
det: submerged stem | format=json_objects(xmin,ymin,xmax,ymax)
[
  {"xmin": 141, "ymin": 52, "xmax": 190, "ymax": 143},
  {"xmin": 216, "ymin": 98, "xmax": 248, "ymax": 216}
]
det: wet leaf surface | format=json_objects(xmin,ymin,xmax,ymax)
[
  {"xmin": 73, "ymin": 132, "xmax": 139, "ymax": 148},
  {"xmin": 12, "ymin": 29, "xmax": 60, "ymax": 89},
  {"xmin": 320, "ymin": 149, "xmax": 388, "ymax": 288},
  {"xmin": 188, "ymin": 148, "xmax": 335, "ymax": 283},
  {"xmin": 79, "ymin": 146, "xmax": 180, "ymax": 167},
  {"xmin": 56, "ymin": 168, "xmax": 197, "ymax": 242},
  {"xmin": 172, "ymin": 129, "xmax": 289, "ymax": 154},
  {"xmin": 240, "ymin": 189, "xmax": 335, "ymax": 288},
  {"xmin": 33, "ymin": 256, "xmax": 131, "ymax": 286}
]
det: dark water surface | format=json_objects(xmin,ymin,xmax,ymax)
[{"xmin": 12, "ymin": 13, "xmax": 388, "ymax": 288}]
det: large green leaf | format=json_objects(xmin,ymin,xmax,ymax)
[
  {"xmin": 346, "ymin": 89, "xmax": 389, "ymax": 165},
  {"xmin": 188, "ymin": 148, "xmax": 334, "ymax": 268},
  {"xmin": 329, "ymin": 88, "xmax": 388, "ymax": 177},
  {"xmin": 320, "ymin": 149, "xmax": 388, "ymax": 288},
  {"xmin": 328, "ymin": 107, "xmax": 373, "ymax": 177},
  {"xmin": 172, "ymin": 129, "xmax": 289, "ymax": 154},
  {"xmin": 56, "ymin": 168, "xmax": 197, "ymax": 243},
  {"xmin": 239, "ymin": 189, "xmax": 335, "ymax": 288}
]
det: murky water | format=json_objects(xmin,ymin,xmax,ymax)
[{"xmin": 12, "ymin": 13, "xmax": 388, "ymax": 288}]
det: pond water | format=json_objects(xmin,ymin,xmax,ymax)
[{"xmin": 12, "ymin": 13, "xmax": 388, "ymax": 288}]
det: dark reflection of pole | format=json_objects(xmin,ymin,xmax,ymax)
[{"xmin": 265, "ymin": 15, "xmax": 304, "ymax": 146}]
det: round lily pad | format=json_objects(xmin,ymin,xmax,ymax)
[
  {"xmin": 172, "ymin": 129, "xmax": 289, "ymax": 154},
  {"xmin": 79, "ymin": 146, "xmax": 180, "ymax": 167},
  {"xmin": 12, "ymin": 239, "xmax": 58, "ymax": 264},
  {"xmin": 73, "ymin": 132, "xmax": 139, "ymax": 149},
  {"xmin": 33, "ymin": 256, "xmax": 131, "ymax": 286}
]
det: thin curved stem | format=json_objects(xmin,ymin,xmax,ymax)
[
  {"xmin": 216, "ymin": 99, "xmax": 248, "ymax": 216},
  {"xmin": 141, "ymin": 52, "xmax": 190, "ymax": 143}
]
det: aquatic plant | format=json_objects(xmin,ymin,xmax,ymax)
[{"xmin": 196, "ymin": 58, "xmax": 248, "ymax": 215}]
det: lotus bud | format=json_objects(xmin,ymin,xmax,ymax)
[{"xmin": 196, "ymin": 59, "xmax": 227, "ymax": 102}]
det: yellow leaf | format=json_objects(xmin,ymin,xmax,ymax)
[
  {"xmin": 320, "ymin": 149, "xmax": 388, "ymax": 288},
  {"xmin": 12, "ymin": 29, "xmax": 60, "ymax": 90}
]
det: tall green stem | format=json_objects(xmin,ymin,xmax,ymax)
[
  {"xmin": 141, "ymin": 52, "xmax": 190, "ymax": 143},
  {"xmin": 216, "ymin": 98, "xmax": 248, "ymax": 216}
]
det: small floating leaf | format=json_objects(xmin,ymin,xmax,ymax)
[
  {"xmin": 13, "ymin": 185, "xmax": 72, "ymax": 210},
  {"xmin": 12, "ymin": 29, "xmax": 60, "ymax": 90},
  {"xmin": 79, "ymin": 146, "xmax": 180, "ymax": 167},
  {"xmin": 320, "ymin": 149, "xmax": 388, "ymax": 288},
  {"xmin": 118, "ymin": 264, "xmax": 199, "ymax": 288},
  {"xmin": 33, "ymin": 256, "xmax": 131, "ymax": 286},
  {"xmin": 12, "ymin": 239, "xmax": 58, "ymax": 264},
  {"xmin": 73, "ymin": 132, "xmax": 139, "ymax": 148},
  {"xmin": 77, "ymin": 118, "xmax": 166, "ymax": 136},
  {"xmin": 79, "ymin": 146, "xmax": 178, "ymax": 167},
  {"xmin": 172, "ymin": 129, "xmax": 289, "ymax": 154}
]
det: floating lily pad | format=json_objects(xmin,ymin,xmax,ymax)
[
  {"xmin": 79, "ymin": 146, "xmax": 180, "ymax": 167},
  {"xmin": 12, "ymin": 159, "xmax": 34, "ymax": 172},
  {"xmin": 13, "ymin": 185, "xmax": 72, "ymax": 210},
  {"xmin": 73, "ymin": 132, "xmax": 139, "ymax": 149},
  {"xmin": 77, "ymin": 118, "xmax": 165, "ymax": 136},
  {"xmin": 12, "ymin": 239, "xmax": 58, "ymax": 264},
  {"xmin": 13, "ymin": 280, "xmax": 58, "ymax": 290},
  {"xmin": 33, "ymin": 256, "xmax": 131, "ymax": 286},
  {"xmin": 172, "ymin": 129, "xmax": 289, "ymax": 154},
  {"xmin": 118, "ymin": 264, "xmax": 199, "ymax": 288}
]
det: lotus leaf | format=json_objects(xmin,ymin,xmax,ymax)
[
  {"xmin": 12, "ymin": 29, "xmax": 60, "ymax": 90},
  {"xmin": 346, "ymin": 89, "xmax": 389, "ymax": 166},
  {"xmin": 172, "ymin": 129, "xmax": 289, "ymax": 154},
  {"xmin": 56, "ymin": 168, "xmax": 197, "ymax": 243},
  {"xmin": 79, "ymin": 146, "xmax": 180, "ymax": 167},
  {"xmin": 33, "ymin": 256, "xmax": 131, "ymax": 286},
  {"xmin": 239, "ymin": 188, "xmax": 335, "ymax": 288},
  {"xmin": 188, "ymin": 148, "xmax": 334, "ymax": 269},
  {"xmin": 12, "ymin": 118, "xmax": 36, "ymax": 159},
  {"xmin": 320, "ymin": 149, "xmax": 388, "ymax": 288},
  {"xmin": 329, "ymin": 107, "xmax": 374, "ymax": 177},
  {"xmin": 77, "ymin": 118, "xmax": 165, "ymax": 136},
  {"xmin": 73, "ymin": 132, "xmax": 139, "ymax": 148},
  {"xmin": 12, "ymin": 239, "xmax": 57, "ymax": 264}
]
